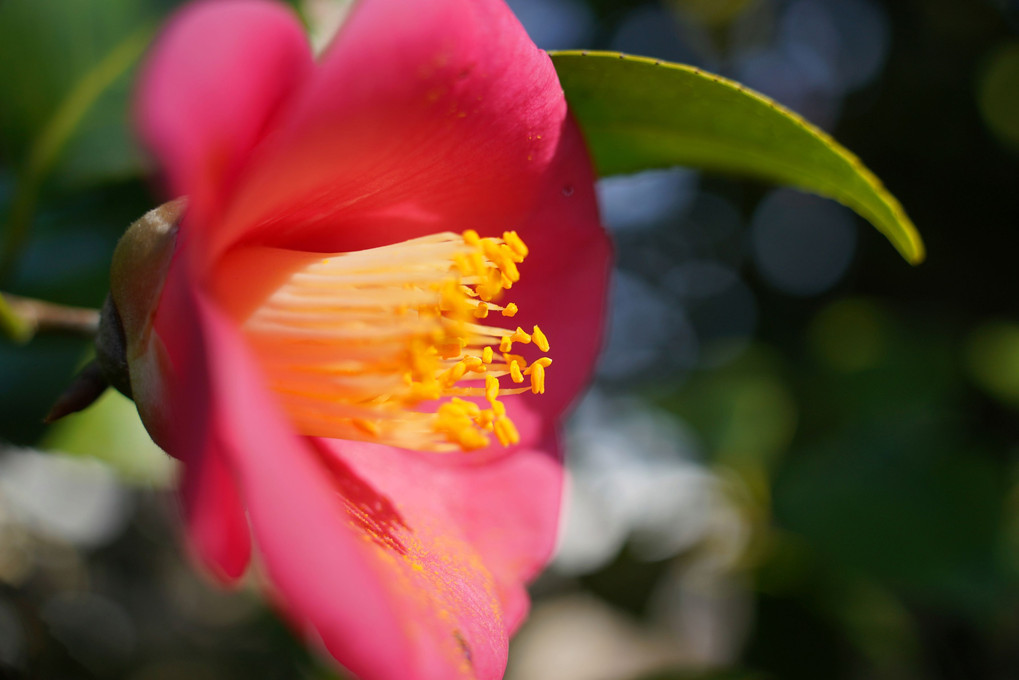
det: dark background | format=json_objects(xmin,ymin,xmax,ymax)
[{"xmin": 0, "ymin": 0, "xmax": 1017, "ymax": 678}]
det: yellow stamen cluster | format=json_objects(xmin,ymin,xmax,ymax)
[{"xmin": 242, "ymin": 230, "xmax": 552, "ymax": 452}]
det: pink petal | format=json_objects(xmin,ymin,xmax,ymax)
[
  {"xmin": 207, "ymin": 0, "xmax": 571, "ymax": 259},
  {"xmin": 136, "ymin": 0, "xmax": 312, "ymax": 228},
  {"xmin": 178, "ymin": 443, "xmax": 251, "ymax": 582},
  {"xmin": 145, "ymin": 259, "xmax": 252, "ymax": 583},
  {"xmin": 159, "ymin": 269, "xmax": 520, "ymax": 679},
  {"xmin": 314, "ymin": 431, "xmax": 565, "ymax": 634},
  {"xmin": 492, "ymin": 114, "xmax": 612, "ymax": 431}
]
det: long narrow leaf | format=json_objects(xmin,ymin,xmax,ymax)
[{"xmin": 551, "ymin": 51, "xmax": 924, "ymax": 264}]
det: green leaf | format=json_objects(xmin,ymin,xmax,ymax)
[{"xmin": 550, "ymin": 51, "xmax": 925, "ymax": 265}]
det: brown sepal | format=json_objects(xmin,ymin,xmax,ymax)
[{"xmin": 44, "ymin": 361, "xmax": 109, "ymax": 423}]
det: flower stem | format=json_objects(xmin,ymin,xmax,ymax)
[{"xmin": 0, "ymin": 292, "xmax": 100, "ymax": 343}]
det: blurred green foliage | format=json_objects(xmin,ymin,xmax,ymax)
[
  {"xmin": 978, "ymin": 42, "xmax": 1019, "ymax": 151},
  {"xmin": 42, "ymin": 390, "xmax": 175, "ymax": 486}
]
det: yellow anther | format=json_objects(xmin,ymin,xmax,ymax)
[
  {"xmin": 483, "ymin": 240, "xmax": 520, "ymax": 283},
  {"xmin": 509, "ymin": 360, "xmax": 524, "ymax": 384},
  {"xmin": 510, "ymin": 327, "xmax": 532, "ymax": 344},
  {"xmin": 477, "ymin": 270, "xmax": 503, "ymax": 301},
  {"xmin": 500, "ymin": 335, "xmax": 513, "ymax": 352},
  {"xmin": 485, "ymin": 375, "xmax": 500, "ymax": 402},
  {"xmin": 435, "ymin": 403, "xmax": 455, "ymax": 421},
  {"xmin": 480, "ymin": 238, "xmax": 503, "ymax": 264},
  {"xmin": 444, "ymin": 361, "xmax": 467, "ymax": 386},
  {"xmin": 464, "ymin": 356, "xmax": 487, "ymax": 373},
  {"xmin": 523, "ymin": 357, "xmax": 552, "ymax": 374},
  {"xmin": 438, "ymin": 341, "xmax": 463, "ymax": 359},
  {"xmin": 529, "ymin": 362, "xmax": 546, "ymax": 394},
  {"xmin": 498, "ymin": 245, "xmax": 520, "ymax": 282},
  {"xmin": 479, "ymin": 404, "xmax": 505, "ymax": 432},
  {"xmin": 470, "ymin": 251, "xmax": 486, "ymax": 278},
  {"xmin": 462, "ymin": 229, "xmax": 481, "ymax": 245},
  {"xmin": 353, "ymin": 418, "xmax": 382, "ymax": 436},
  {"xmin": 411, "ymin": 350, "xmax": 439, "ymax": 380},
  {"xmin": 434, "ymin": 400, "xmax": 491, "ymax": 450},
  {"xmin": 531, "ymin": 325, "xmax": 549, "ymax": 352},
  {"xmin": 408, "ymin": 381, "xmax": 442, "ymax": 401},
  {"xmin": 449, "ymin": 397, "xmax": 481, "ymax": 417},
  {"xmin": 494, "ymin": 416, "xmax": 520, "ymax": 446},
  {"xmin": 439, "ymin": 280, "xmax": 467, "ymax": 314},
  {"xmin": 502, "ymin": 302, "xmax": 518, "ymax": 317},
  {"xmin": 482, "ymin": 346, "xmax": 494, "ymax": 364},
  {"xmin": 446, "ymin": 426, "xmax": 489, "ymax": 451},
  {"xmin": 466, "ymin": 432, "xmax": 491, "ymax": 450},
  {"xmin": 503, "ymin": 231, "xmax": 528, "ymax": 260},
  {"xmin": 436, "ymin": 403, "xmax": 466, "ymax": 425},
  {"xmin": 473, "ymin": 302, "xmax": 489, "ymax": 319}
]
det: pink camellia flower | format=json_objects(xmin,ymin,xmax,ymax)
[{"xmin": 116, "ymin": 0, "xmax": 611, "ymax": 678}]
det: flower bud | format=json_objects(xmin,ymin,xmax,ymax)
[
  {"xmin": 108, "ymin": 198, "xmax": 185, "ymax": 352},
  {"xmin": 96, "ymin": 198, "xmax": 185, "ymax": 448}
]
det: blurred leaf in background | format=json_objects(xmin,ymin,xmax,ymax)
[{"xmin": 977, "ymin": 42, "xmax": 1019, "ymax": 153}]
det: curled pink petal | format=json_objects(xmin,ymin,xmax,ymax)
[
  {"xmin": 179, "ymin": 444, "xmax": 251, "ymax": 583},
  {"xmin": 208, "ymin": 0, "xmax": 572, "ymax": 259}
]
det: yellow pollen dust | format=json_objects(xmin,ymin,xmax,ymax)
[{"xmin": 242, "ymin": 230, "xmax": 552, "ymax": 452}]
